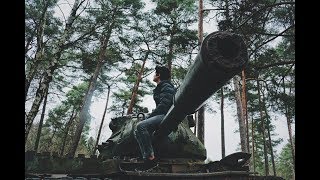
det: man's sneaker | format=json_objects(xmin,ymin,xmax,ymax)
[{"xmin": 135, "ymin": 158, "xmax": 158, "ymax": 172}]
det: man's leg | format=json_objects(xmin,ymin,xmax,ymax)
[{"xmin": 134, "ymin": 115, "xmax": 165, "ymax": 160}]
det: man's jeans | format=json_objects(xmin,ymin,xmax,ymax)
[{"xmin": 134, "ymin": 114, "xmax": 165, "ymax": 160}]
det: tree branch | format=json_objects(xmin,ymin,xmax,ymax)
[
  {"xmin": 63, "ymin": 24, "xmax": 102, "ymax": 48},
  {"xmin": 56, "ymin": 3, "xmax": 67, "ymax": 23},
  {"xmin": 249, "ymin": 24, "xmax": 295, "ymax": 58},
  {"xmin": 203, "ymin": 8, "xmax": 226, "ymax": 12},
  {"xmin": 254, "ymin": 60, "xmax": 295, "ymax": 70},
  {"xmin": 235, "ymin": 2, "xmax": 295, "ymax": 30},
  {"xmin": 252, "ymin": 32, "xmax": 294, "ymax": 37}
]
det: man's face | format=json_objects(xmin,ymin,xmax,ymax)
[{"xmin": 153, "ymin": 72, "xmax": 160, "ymax": 82}]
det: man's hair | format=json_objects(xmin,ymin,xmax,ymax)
[{"xmin": 155, "ymin": 66, "xmax": 171, "ymax": 80}]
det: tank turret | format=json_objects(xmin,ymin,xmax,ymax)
[{"xmin": 98, "ymin": 113, "xmax": 206, "ymax": 160}]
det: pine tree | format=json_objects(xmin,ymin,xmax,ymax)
[{"xmin": 68, "ymin": 0, "xmax": 146, "ymax": 157}]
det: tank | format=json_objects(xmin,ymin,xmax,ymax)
[
  {"xmin": 25, "ymin": 31, "xmax": 285, "ymax": 180},
  {"xmin": 98, "ymin": 113, "xmax": 206, "ymax": 160},
  {"xmin": 97, "ymin": 30, "xmax": 249, "ymax": 162}
]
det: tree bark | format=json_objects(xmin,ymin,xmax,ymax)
[
  {"xmin": 25, "ymin": 76, "xmax": 47, "ymax": 144},
  {"xmin": 196, "ymin": 0, "xmax": 205, "ymax": 145},
  {"xmin": 197, "ymin": 107, "xmax": 205, "ymax": 144},
  {"xmin": 220, "ymin": 88, "xmax": 225, "ymax": 158},
  {"xmin": 127, "ymin": 51, "xmax": 149, "ymax": 114},
  {"xmin": 198, "ymin": 0, "xmax": 203, "ymax": 44},
  {"xmin": 25, "ymin": 0, "xmax": 82, "ymax": 144},
  {"xmin": 69, "ymin": 31, "xmax": 113, "ymax": 157},
  {"xmin": 34, "ymin": 87, "xmax": 49, "ymax": 153},
  {"xmin": 25, "ymin": 1, "xmax": 49, "ymax": 99},
  {"xmin": 194, "ymin": 112, "xmax": 197, "ymax": 135},
  {"xmin": 257, "ymin": 78, "xmax": 269, "ymax": 175},
  {"xmin": 241, "ymin": 70, "xmax": 250, "ymax": 152},
  {"xmin": 251, "ymin": 113, "xmax": 256, "ymax": 173},
  {"xmin": 60, "ymin": 109, "xmax": 76, "ymax": 156},
  {"xmin": 233, "ymin": 75, "xmax": 248, "ymax": 153},
  {"xmin": 267, "ymin": 120, "xmax": 276, "ymax": 176},
  {"xmin": 167, "ymin": 36, "xmax": 174, "ymax": 74},
  {"xmin": 262, "ymin": 89, "xmax": 276, "ymax": 176},
  {"xmin": 283, "ymin": 78, "xmax": 295, "ymax": 172},
  {"xmin": 93, "ymin": 85, "xmax": 111, "ymax": 155},
  {"xmin": 46, "ymin": 128, "xmax": 57, "ymax": 152},
  {"xmin": 25, "ymin": 31, "xmax": 35, "ymax": 55}
]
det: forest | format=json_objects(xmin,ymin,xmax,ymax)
[{"xmin": 25, "ymin": 0, "xmax": 295, "ymax": 179}]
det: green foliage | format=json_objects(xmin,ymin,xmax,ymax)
[
  {"xmin": 25, "ymin": 82, "xmax": 94, "ymax": 155},
  {"xmin": 65, "ymin": 82, "xmax": 89, "ymax": 110},
  {"xmin": 45, "ymin": 105, "xmax": 69, "ymax": 129},
  {"xmin": 210, "ymin": 1, "xmax": 295, "ymax": 176},
  {"xmin": 110, "ymin": 88, "xmax": 132, "ymax": 116},
  {"xmin": 76, "ymin": 128, "xmax": 94, "ymax": 155},
  {"xmin": 81, "ymin": 53, "xmax": 98, "ymax": 75},
  {"xmin": 171, "ymin": 66, "xmax": 187, "ymax": 82},
  {"xmin": 276, "ymin": 139, "xmax": 294, "ymax": 180},
  {"xmin": 153, "ymin": 0, "xmax": 196, "ymax": 15},
  {"xmin": 264, "ymin": 42, "xmax": 295, "ymax": 121},
  {"xmin": 25, "ymin": 0, "xmax": 62, "ymax": 79},
  {"xmin": 25, "ymin": 122, "xmax": 39, "ymax": 151},
  {"xmin": 150, "ymin": 0, "xmax": 198, "ymax": 70},
  {"xmin": 109, "ymin": 62, "xmax": 152, "ymax": 116},
  {"xmin": 26, "ymin": 0, "xmax": 148, "ymax": 158}
]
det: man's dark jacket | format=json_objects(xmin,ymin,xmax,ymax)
[{"xmin": 149, "ymin": 80, "xmax": 176, "ymax": 118}]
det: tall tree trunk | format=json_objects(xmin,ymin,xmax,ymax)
[
  {"xmin": 194, "ymin": 112, "xmax": 197, "ymax": 135},
  {"xmin": 127, "ymin": 51, "xmax": 149, "ymax": 114},
  {"xmin": 25, "ymin": 30, "xmax": 36, "ymax": 55},
  {"xmin": 241, "ymin": 70, "xmax": 251, "ymax": 170},
  {"xmin": 46, "ymin": 128, "xmax": 57, "ymax": 152},
  {"xmin": 196, "ymin": 0, "xmax": 205, "ymax": 145},
  {"xmin": 60, "ymin": 110, "xmax": 76, "ymax": 156},
  {"xmin": 241, "ymin": 70, "xmax": 250, "ymax": 151},
  {"xmin": 25, "ymin": 76, "xmax": 48, "ymax": 144},
  {"xmin": 220, "ymin": 88, "xmax": 225, "ymax": 158},
  {"xmin": 286, "ymin": 114, "xmax": 295, "ymax": 169},
  {"xmin": 233, "ymin": 75, "xmax": 248, "ymax": 153},
  {"xmin": 198, "ymin": 0, "xmax": 203, "ymax": 45},
  {"xmin": 197, "ymin": 107, "xmax": 205, "ymax": 144},
  {"xmin": 287, "ymin": 9, "xmax": 295, "ymax": 178},
  {"xmin": 25, "ymin": 0, "xmax": 82, "ymax": 144},
  {"xmin": 283, "ymin": 78, "xmax": 295, "ymax": 172},
  {"xmin": 69, "ymin": 32, "xmax": 112, "ymax": 157},
  {"xmin": 34, "ymin": 87, "xmax": 49, "ymax": 153},
  {"xmin": 93, "ymin": 85, "xmax": 111, "ymax": 155},
  {"xmin": 262, "ymin": 91, "xmax": 276, "ymax": 176},
  {"xmin": 25, "ymin": 1, "xmax": 49, "ymax": 99},
  {"xmin": 267, "ymin": 121, "xmax": 276, "ymax": 176},
  {"xmin": 251, "ymin": 113, "xmax": 256, "ymax": 173},
  {"xmin": 167, "ymin": 38, "xmax": 173, "ymax": 74},
  {"xmin": 65, "ymin": 115, "xmax": 79, "ymax": 156},
  {"xmin": 257, "ymin": 78, "xmax": 269, "ymax": 175}
]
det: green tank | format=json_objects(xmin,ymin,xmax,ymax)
[
  {"xmin": 98, "ymin": 31, "xmax": 249, "ymax": 161},
  {"xmin": 97, "ymin": 113, "xmax": 206, "ymax": 160}
]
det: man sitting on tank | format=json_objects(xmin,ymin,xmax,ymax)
[{"xmin": 133, "ymin": 65, "xmax": 176, "ymax": 171}]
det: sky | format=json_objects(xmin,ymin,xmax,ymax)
[{"xmin": 46, "ymin": 0, "xmax": 295, "ymax": 161}]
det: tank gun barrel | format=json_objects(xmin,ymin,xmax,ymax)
[{"xmin": 154, "ymin": 31, "xmax": 248, "ymax": 139}]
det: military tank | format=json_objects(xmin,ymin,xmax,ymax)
[{"xmin": 25, "ymin": 31, "xmax": 285, "ymax": 180}]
